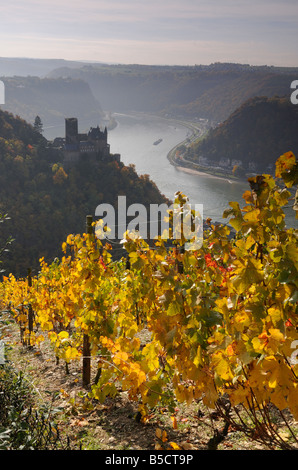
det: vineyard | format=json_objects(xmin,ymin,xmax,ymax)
[{"xmin": 1, "ymin": 151, "xmax": 298, "ymax": 450}]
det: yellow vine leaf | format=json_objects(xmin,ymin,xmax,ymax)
[
  {"xmin": 170, "ymin": 415, "xmax": 178, "ymax": 430},
  {"xmin": 275, "ymin": 151, "xmax": 296, "ymax": 178},
  {"xmin": 212, "ymin": 350, "xmax": 233, "ymax": 382},
  {"xmin": 168, "ymin": 442, "xmax": 182, "ymax": 450},
  {"xmin": 231, "ymin": 258, "xmax": 263, "ymax": 294}
]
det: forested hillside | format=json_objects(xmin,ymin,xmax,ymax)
[
  {"xmin": 2, "ymin": 62, "xmax": 297, "ymax": 140},
  {"xmin": 0, "ymin": 110, "xmax": 168, "ymax": 276},
  {"xmin": 186, "ymin": 96, "xmax": 298, "ymax": 172},
  {"xmin": 48, "ymin": 62, "xmax": 298, "ymax": 123},
  {"xmin": 0, "ymin": 76, "xmax": 105, "ymax": 137}
]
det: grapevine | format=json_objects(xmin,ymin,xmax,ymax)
[{"xmin": 1, "ymin": 152, "xmax": 297, "ymax": 449}]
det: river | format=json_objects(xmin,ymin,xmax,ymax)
[
  {"xmin": 44, "ymin": 112, "xmax": 296, "ymax": 227},
  {"xmin": 108, "ymin": 112, "xmax": 297, "ymax": 228}
]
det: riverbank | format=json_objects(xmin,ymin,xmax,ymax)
[
  {"xmin": 174, "ymin": 165, "xmax": 237, "ymax": 182},
  {"xmin": 166, "ymin": 135, "xmax": 243, "ymax": 183},
  {"xmin": 165, "ymin": 119, "xmax": 248, "ymax": 183}
]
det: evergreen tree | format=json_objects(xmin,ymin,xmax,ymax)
[{"xmin": 33, "ymin": 115, "xmax": 43, "ymax": 134}]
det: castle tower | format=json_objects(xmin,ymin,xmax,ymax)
[
  {"xmin": 65, "ymin": 118, "xmax": 78, "ymax": 145},
  {"xmin": 62, "ymin": 117, "xmax": 119, "ymax": 165}
]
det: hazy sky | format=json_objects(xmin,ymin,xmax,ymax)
[{"xmin": 0, "ymin": 0, "xmax": 297, "ymax": 66}]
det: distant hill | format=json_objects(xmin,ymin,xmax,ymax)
[
  {"xmin": 0, "ymin": 57, "xmax": 88, "ymax": 77},
  {"xmin": 0, "ymin": 110, "xmax": 168, "ymax": 276},
  {"xmin": 186, "ymin": 96, "xmax": 298, "ymax": 172},
  {"xmin": 0, "ymin": 76, "xmax": 105, "ymax": 139},
  {"xmin": 2, "ymin": 61, "xmax": 297, "ymax": 136},
  {"xmin": 47, "ymin": 62, "xmax": 298, "ymax": 123}
]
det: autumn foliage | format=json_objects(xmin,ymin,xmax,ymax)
[{"xmin": 1, "ymin": 152, "xmax": 298, "ymax": 448}]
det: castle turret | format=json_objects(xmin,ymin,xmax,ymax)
[{"xmin": 65, "ymin": 118, "xmax": 78, "ymax": 145}]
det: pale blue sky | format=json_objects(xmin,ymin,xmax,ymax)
[{"xmin": 0, "ymin": 0, "xmax": 297, "ymax": 66}]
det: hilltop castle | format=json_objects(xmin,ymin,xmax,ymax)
[{"xmin": 54, "ymin": 117, "xmax": 120, "ymax": 165}]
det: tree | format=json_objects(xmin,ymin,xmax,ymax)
[
  {"xmin": 52, "ymin": 166, "xmax": 68, "ymax": 185},
  {"xmin": 33, "ymin": 115, "xmax": 43, "ymax": 135},
  {"xmin": 0, "ymin": 213, "xmax": 14, "ymax": 274}
]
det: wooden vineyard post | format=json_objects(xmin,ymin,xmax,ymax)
[
  {"xmin": 82, "ymin": 333, "xmax": 91, "ymax": 387},
  {"xmin": 82, "ymin": 215, "xmax": 93, "ymax": 387},
  {"xmin": 27, "ymin": 268, "xmax": 34, "ymax": 345}
]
